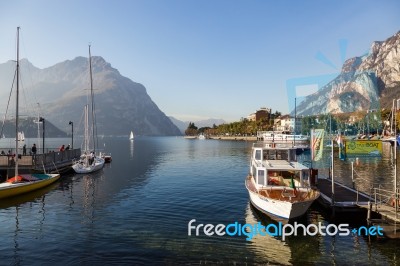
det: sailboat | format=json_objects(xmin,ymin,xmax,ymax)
[
  {"xmin": 17, "ymin": 131, "xmax": 25, "ymax": 141},
  {"xmin": 129, "ymin": 130, "xmax": 134, "ymax": 140},
  {"xmin": 72, "ymin": 45, "xmax": 105, "ymax": 174},
  {"xmin": 0, "ymin": 27, "xmax": 60, "ymax": 199}
]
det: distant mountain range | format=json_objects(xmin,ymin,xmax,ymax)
[
  {"xmin": 169, "ymin": 117, "xmax": 226, "ymax": 134},
  {"xmin": 0, "ymin": 56, "xmax": 181, "ymax": 136},
  {"xmin": 293, "ymin": 30, "xmax": 400, "ymax": 116},
  {"xmin": 1, "ymin": 117, "xmax": 66, "ymax": 138}
]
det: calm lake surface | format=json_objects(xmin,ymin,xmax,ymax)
[{"xmin": 1, "ymin": 136, "xmax": 400, "ymax": 265}]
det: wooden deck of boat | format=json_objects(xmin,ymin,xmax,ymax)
[{"xmin": 317, "ymin": 178, "xmax": 372, "ymax": 206}]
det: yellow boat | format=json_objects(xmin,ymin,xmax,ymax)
[{"xmin": 0, "ymin": 174, "xmax": 61, "ymax": 199}]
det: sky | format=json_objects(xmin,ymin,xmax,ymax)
[{"xmin": 0, "ymin": 0, "xmax": 399, "ymax": 122}]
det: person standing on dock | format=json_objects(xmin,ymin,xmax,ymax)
[
  {"xmin": 23, "ymin": 144, "xmax": 26, "ymax": 155},
  {"xmin": 31, "ymin": 144, "xmax": 37, "ymax": 155}
]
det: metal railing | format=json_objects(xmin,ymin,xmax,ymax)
[{"xmin": 0, "ymin": 149, "xmax": 81, "ymax": 168}]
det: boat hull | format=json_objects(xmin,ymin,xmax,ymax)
[
  {"xmin": 72, "ymin": 157, "xmax": 105, "ymax": 174},
  {"xmin": 245, "ymin": 177, "xmax": 319, "ymax": 220},
  {"xmin": 0, "ymin": 174, "xmax": 61, "ymax": 199},
  {"xmin": 247, "ymin": 189, "xmax": 315, "ymax": 220}
]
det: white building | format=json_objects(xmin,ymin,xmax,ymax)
[{"xmin": 273, "ymin": 115, "xmax": 300, "ymax": 133}]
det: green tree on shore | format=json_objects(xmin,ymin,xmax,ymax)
[{"xmin": 185, "ymin": 122, "xmax": 198, "ymax": 136}]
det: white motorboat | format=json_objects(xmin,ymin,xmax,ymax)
[{"xmin": 245, "ymin": 144, "xmax": 320, "ymax": 220}]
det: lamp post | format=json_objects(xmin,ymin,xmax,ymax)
[
  {"xmin": 69, "ymin": 121, "xmax": 74, "ymax": 149},
  {"xmin": 39, "ymin": 117, "xmax": 45, "ymax": 154},
  {"xmin": 294, "ymin": 97, "xmax": 297, "ymax": 147}
]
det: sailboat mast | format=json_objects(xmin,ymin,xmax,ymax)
[
  {"xmin": 88, "ymin": 45, "xmax": 96, "ymax": 154},
  {"xmin": 15, "ymin": 27, "xmax": 20, "ymax": 178},
  {"xmin": 84, "ymin": 105, "xmax": 89, "ymax": 152}
]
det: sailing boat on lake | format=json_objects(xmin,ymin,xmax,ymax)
[
  {"xmin": 129, "ymin": 130, "xmax": 134, "ymax": 140},
  {"xmin": 0, "ymin": 27, "xmax": 60, "ymax": 199},
  {"xmin": 72, "ymin": 45, "xmax": 105, "ymax": 174}
]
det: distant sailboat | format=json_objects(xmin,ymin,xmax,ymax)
[
  {"xmin": 18, "ymin": 131, "xmax": 25, "ymax": 141},
  {"xmin": 129, "ymin": 131, "xmax": 134, "ymax": 140}
]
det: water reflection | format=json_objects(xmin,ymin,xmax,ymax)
[
  {"xmin": 13, "ymin": 206, "xmax": 20, "ymax": 265},
  {"xmin": 311, "ymin": 142, "xmax": 400, "ymax": 193},
  {"xmin": 244, "ymin": 203, "xmax": 292, "ymax": 265},
  {"xmin": 0, "ymin": 182, "xmax": 59, "ymax": 209},
  {"xmin": 130, "ymin": 139, "xmax": 134, "ymax": 159},
  {"xmin": 1, "ymin": 137, "xmax": 400, "ymax": 264}
]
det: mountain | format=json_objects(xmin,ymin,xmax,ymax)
[
  {"xmin": 294, "ymin": 30, "xmax": 400, "ymax": 116},
  {"xmin": 0, "ymin": 57, "xmax": 181, "ymax": 136},
  {"xmin": 169, "ymin": 117, "xmax": 226, "ymax": 134},
  {"xmin": 1, "ymin": 118, "xmax": 67, "ymax": 138}
]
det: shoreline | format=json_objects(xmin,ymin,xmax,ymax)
[{"xmin": 208, "ymin": 136, "xmax": 258, "ymax": 141}]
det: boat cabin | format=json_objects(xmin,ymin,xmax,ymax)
[{"xmin": 250, "ymin": 146, "xmax": 311, "ymax": 188}]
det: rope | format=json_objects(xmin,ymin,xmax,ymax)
[{"xmin": 0, "ymin": 68, "xmax": 17, "ymax": 138}]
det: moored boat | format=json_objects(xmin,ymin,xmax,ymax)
[
  {"xmin": 0, "ymin": 174, "xmax": 61, "ymax": 199},
  {"xmin": 245, "ymin": 143, "xmax": 320, "ymax": 220},
  {"xmin": 72, "ymin": 45, "xmax": 105, "ymax": 173},
  {"xmin": 101, "ymin": 152, "xmax": 112, "ymax": 163},
  {"xmin": 0, "ymin": 27, "xmax": 60, "ymax": 199}
]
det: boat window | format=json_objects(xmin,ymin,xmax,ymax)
[
  {"xmin": 302, "ymin": 170, "xmax": 310, "ymax": 186},
  {"xmin": 257, "ymin": 169, "xmax": 266, "ymax": 186},
  {"xmin": 254, "ymin": 149, "xmax": 262, "ymax": 161},
  {"xmin": 289, "ymin": 150, "xmax": 296, "ymax": 161},
  {"xmin": 278, "ymin": 150, "xmax": 288, "ymax": 160},
  {"xmin": 266, "ymin": 151, "xmax": 276, "ymax": 160}
]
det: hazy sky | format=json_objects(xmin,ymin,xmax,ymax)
[{"xmin": 0, "ymin": 0, "xmax": 399, "ymax": 122}]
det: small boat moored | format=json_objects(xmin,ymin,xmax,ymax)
[
  {"xmin": 0, "ymin": 173, "xmax": 61, "ymax": 199},
  {"xmin": 0, "ymin": 27, "xmax": 60, "ymax": 199},
  {"xmin": 101, "ymin": 152, "xmax": 112, "ymax": 163}
]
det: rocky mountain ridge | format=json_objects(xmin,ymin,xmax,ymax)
[{"xmin": 295, "ymin": 30, "xmax": 400, "ymax": 116}]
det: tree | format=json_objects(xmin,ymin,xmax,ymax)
[{"xmin": 185, "ymin": 122, "xmax": 198, "ymax": 136}]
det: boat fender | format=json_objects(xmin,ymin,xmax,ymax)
[
  {"xmin": 390, "ymin": 197, "xmax": 400, "ymax": 207},
  {"xmin": 6, "ymin": 175, "xmax": 24, "ymax": 183}
]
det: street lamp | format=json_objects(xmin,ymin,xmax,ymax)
[
  {"xmin": 69, "ymin": 121, "xmax": 74, "ymax": 149},
  {"xmin": 39, "ymin": 117, "xmax": 45, "ymax": 154}
]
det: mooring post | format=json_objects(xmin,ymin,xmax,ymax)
[
  {"xmin": 367, "ymin": 201, "xmax": 371, "ymax": 225},
  {"xmin": 351, "ymin": 161, "xmax": 354, "ymax": 183}
]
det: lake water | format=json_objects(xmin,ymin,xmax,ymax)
[{"xmin": 1, "ymin": 136, "xmax": 400, "ymax": 265}]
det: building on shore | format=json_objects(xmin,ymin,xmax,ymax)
[{"xmin": 247, "ymin": 107, "xmax": 272, "ymax": 122}]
